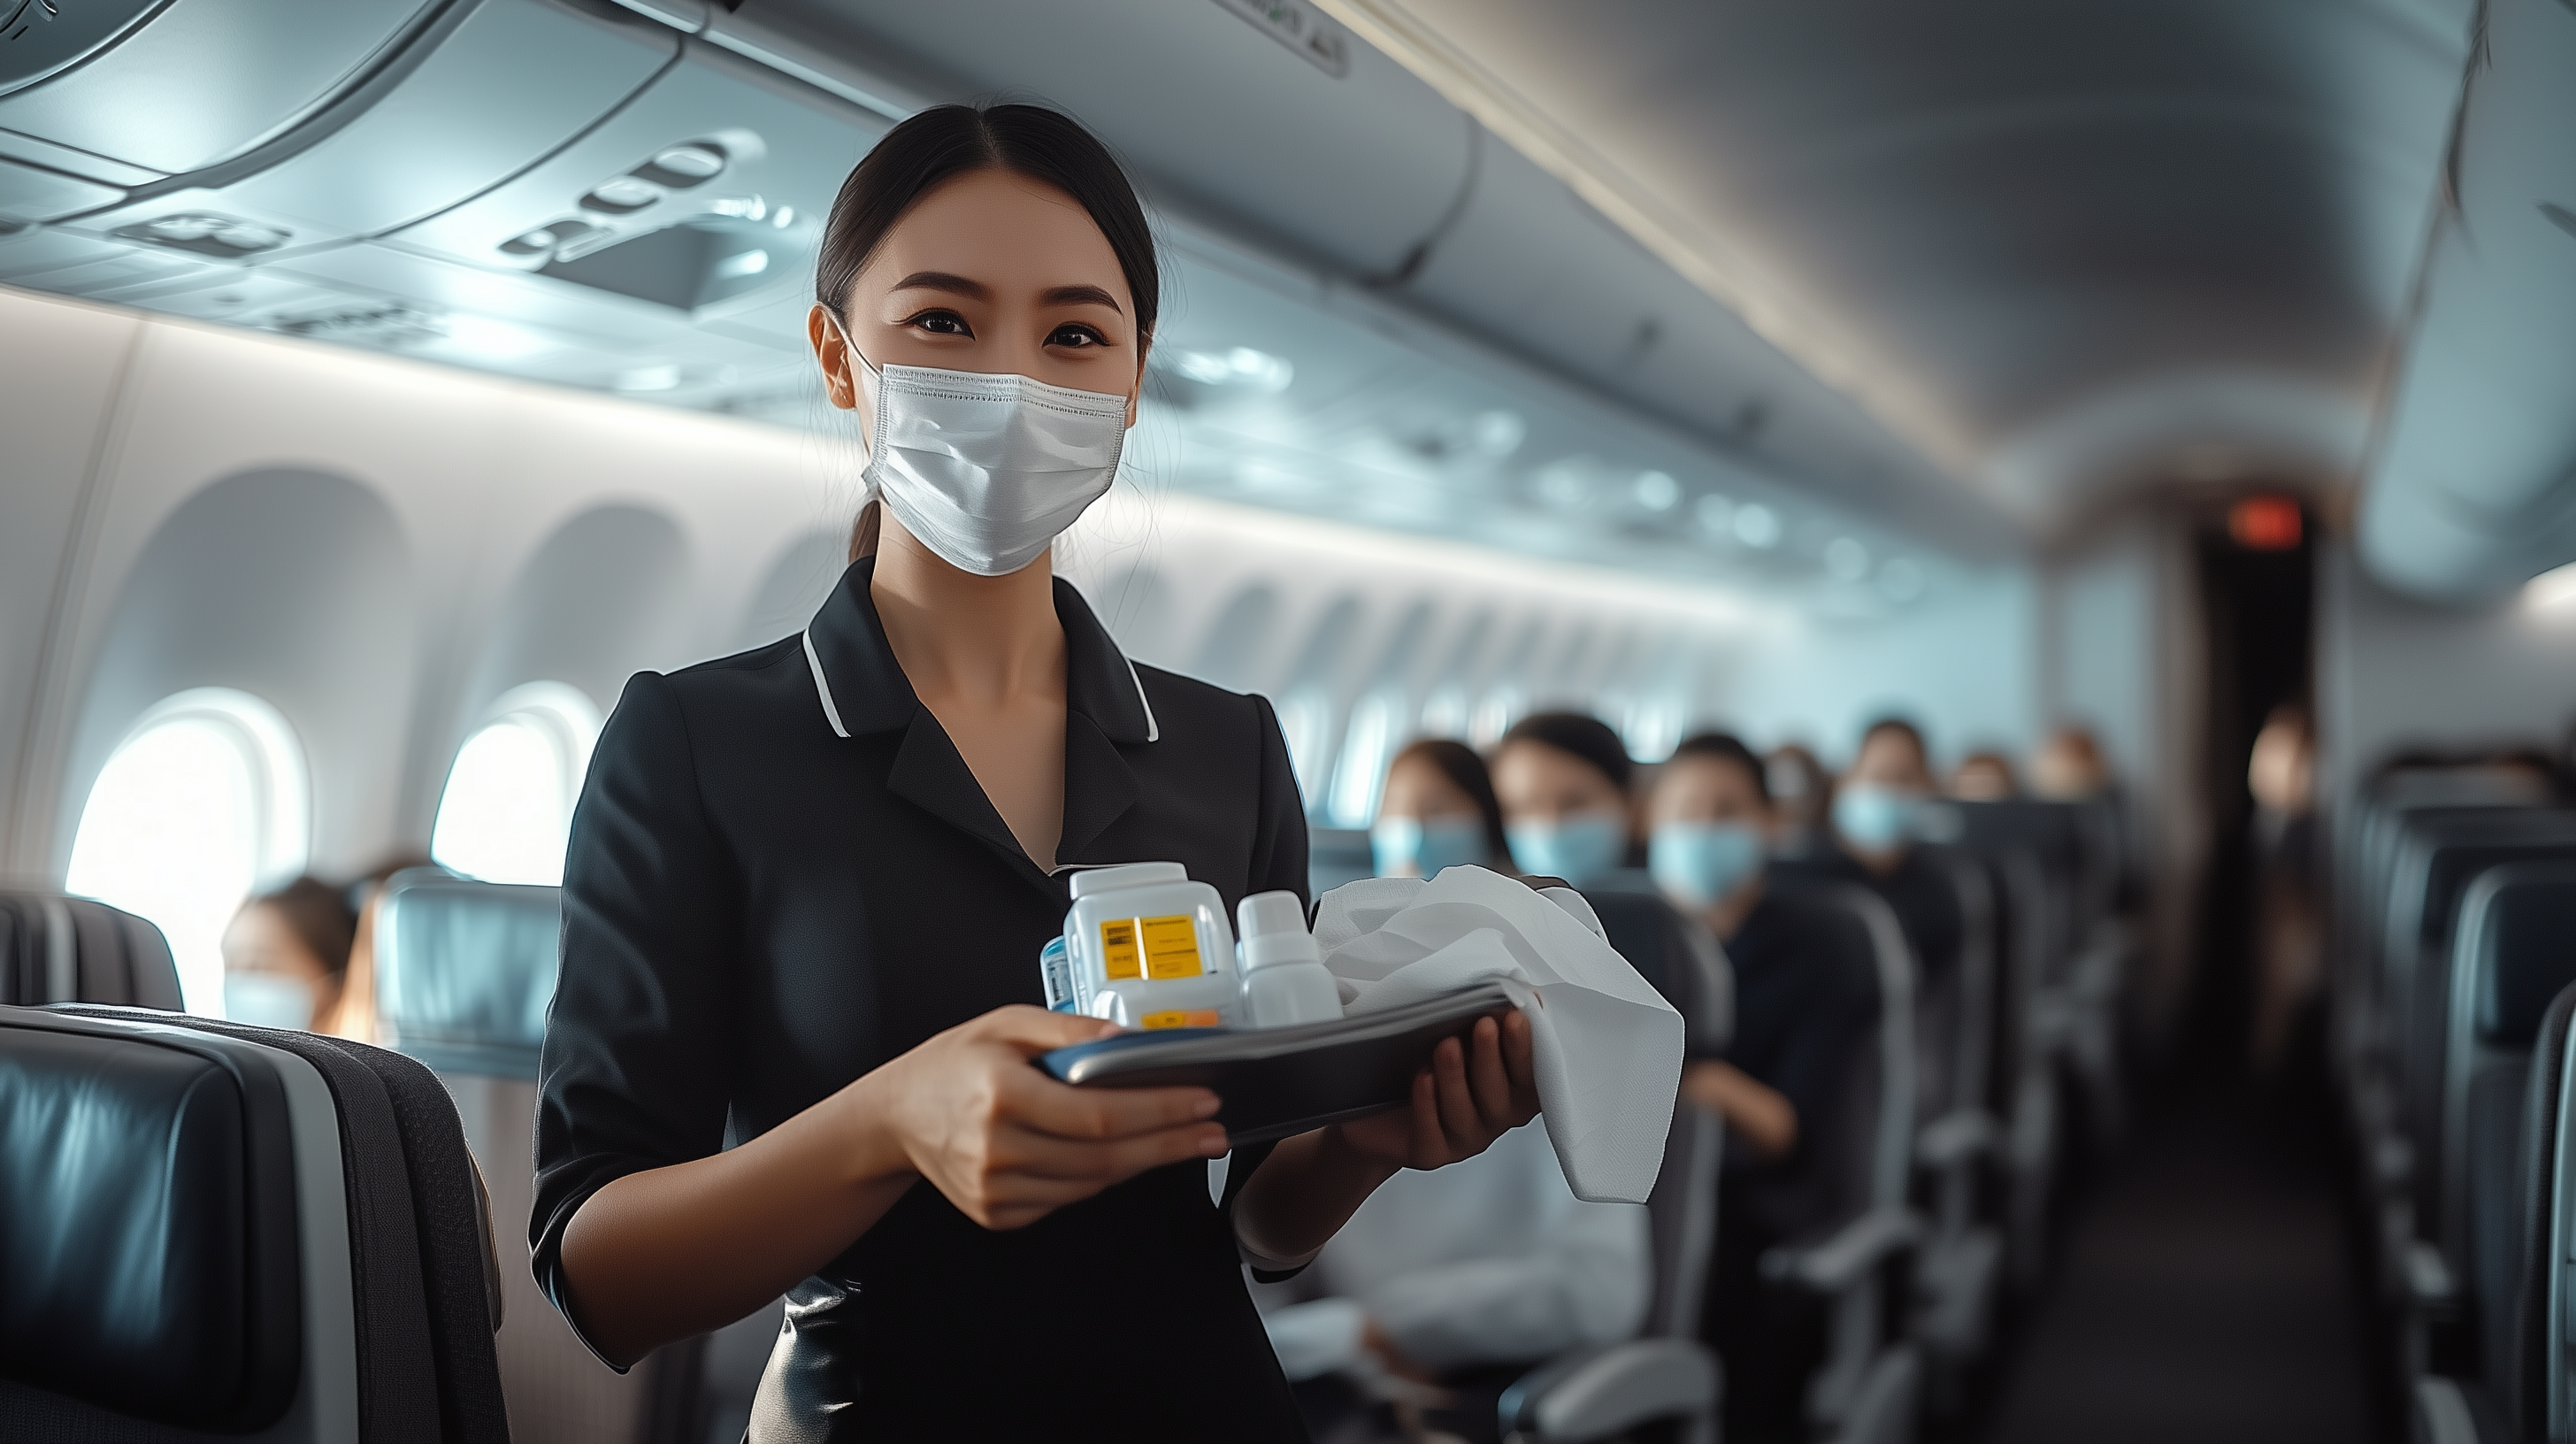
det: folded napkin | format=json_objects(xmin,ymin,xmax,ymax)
[{"xmin": 1310, "ymin": 866, "xmax": 1684, "ymax": 1203}]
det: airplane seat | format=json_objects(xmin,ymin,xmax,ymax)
[
  {"xmin": 0, "ymin": 890, "xmax": 182, "ymax": 1008},
  {"xmin": 1498, "ymin": 888, "xmax": 1729, "ymax": 1444},
  {"xmin": 377, "ymin": 872, "xmax": 781, "ymax": 1444},
  {"xmin": 1758, "ymin": 878, "xmax": 1923, "ymax": 1444},
  {"xmin": 2411, "ymin": 862, "xmax": 2576, "ymax": 1444},
  {"xmin": 0, "ymin": 1003, "xmax": 509, "ymax": 1441},
  {"xmin": 2372, "ymin": 816, "xmax": 2576, "ymax": 1342},
  {"xmin": 1938, "ymin": 833, "xmax": 2062, "ymax": 1297},
  {"xmin": 2530, "ymin": 984, "xmax": 2576, "ymax": 1444},
  {"xmin": 1905, "ymin": 850, "xmax": 2007, "ymax": 1401}
]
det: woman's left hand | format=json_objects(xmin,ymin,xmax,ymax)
[{"xmin": 1331, "ymin": 1008, "xmax": 1540, "ymax": 1171}]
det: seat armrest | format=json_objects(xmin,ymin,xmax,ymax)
[
  {"xmin": 1760, "ymin": 1207, "xmax": 1924, "ymax": 1295},
  {"xmin": 1915, "ymin": 1108, "xmax": 1998, "ymax": 1170},
  {"xmin": 2404, "ymin": 1240, "xmax": 2459, "ymax": 1315},
  {"xmin": 1498, "ymin": 1337, "xmax": 1720, "ymax": 1443},
  {"xmin": 2412, "ymin": 1375, "xmax": 2484, "ymax": 1444}
]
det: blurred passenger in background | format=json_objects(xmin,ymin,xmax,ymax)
[
  {"xmin": 1764, "ymin": 743, "xmax": 1833, "ymax": 860},
  {"xmin": 1951, "ymin": 749, "xmax": 2020, "ymax": 800},
  {"xmin": 2248, "ymin": 706, "xmax": 2319, "ymax": 1074},
  {"xmin": 220, "ymin": 876, "xmax": 358, "ymax": 1033},
  {"xmin": 1491, "ymin": 712, "xmax": 1636, "ymax": 889},
  {"xmin": 1811, "ymin": 718, "xmax": 1965, "ymax": 1027},
  {"xmin": 1649, "ymin": 731, "xmax": 1880, "ymax": 1443},
  {"xmin": 1255, "ymin": 1116, "xmax": 1649, "ymax": 1444},
  {"xmin": 2032, "ymin": 725, "xmax": 2112, "ymax": 801},
  {"xmin": 1371, "ymin": 739, "xmax": 1511, "ymax": 879}
]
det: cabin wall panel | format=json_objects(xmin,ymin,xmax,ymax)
[
  {"xmin": 2319, "ymin": 542, "xmax": 2576, "ymax": 799},
  {"xmin": 0, "ymin": 290, "xmax": 139, "ymax": 882}
]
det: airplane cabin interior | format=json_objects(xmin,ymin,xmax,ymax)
[{"xmin": 4, "ymin": 1, "xmax": 2575, "ymax": 1441}]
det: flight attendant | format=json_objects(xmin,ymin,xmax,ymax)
[{"xmin": 531, "ymin": 104, "xmax": 1537, "ymax": 1440}]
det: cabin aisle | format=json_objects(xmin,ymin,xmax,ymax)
[{"xmin": 1975, "ymin": 1082, "xmax": 2383, "ymax": 1444}]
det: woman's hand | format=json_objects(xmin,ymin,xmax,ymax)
[
  {"xmin": 1330, "ymin": 1008, "xmax": 1541, "ymax": 1171},
  {"xmin": 862, "ymin": 1004, "xmax": 1228, "ymax": 1230},
  {"xmin": 1681, "ymin": 1058, "xmax": 1796, "ymax": 1158}
]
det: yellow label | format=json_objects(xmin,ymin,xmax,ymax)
[
  {"xmin": 1140, "ymin": 1009, "xmax": 1222, "ymax": 1030},
  {"xmin": 1099, "ymin": 919, "xmax": 1141, "ymax": 980},
  {"xmin": 1139, "ymin": 914, "xmax": 1203, "ymax": 979}
]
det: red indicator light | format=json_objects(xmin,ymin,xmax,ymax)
[{"xmin": 2228, "ymin": 495, "xmax": 2302, "ymax": 550}]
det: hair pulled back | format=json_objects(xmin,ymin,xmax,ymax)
[
  {"xmin": 1501, "ymin": 711, "xmax": 1635, "ymax": 793},
  {"xmin": 818, "ymin": 104, "xmax": 1157, "ymax": 561}
]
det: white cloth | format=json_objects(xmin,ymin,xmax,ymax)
[
  {"xmin": 1312, "ymin": 866, "xmax": 1685, "ymax": 1204},
  {"xmin": 1257, "ymin": 1118, "xmax": 1651, "ymax": 1377}
]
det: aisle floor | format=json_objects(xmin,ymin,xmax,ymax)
[{"xmin": 1975, "ymin": 1089, "xmax": 2386, "ymax": 1444}]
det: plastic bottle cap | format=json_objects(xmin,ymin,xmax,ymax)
[
  {"xmin": 1066, "ymin": 861, "xmax": 1188, "ymax": 898},
  {"xmin": 1236, "ymin": 889, "xmax": 1307, "ymax": 940}
]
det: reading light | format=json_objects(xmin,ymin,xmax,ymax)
[
  {"xmin": 1167, "ymin": 346, "xmax": 1293, "ymax": 393},
  {"xmin": 583, "ymin": 177, "xmax": 663, "ymax": 214},
  {"xmin": 118, "ymin": 212, "xmax": 290, "ymax": 257},
  {"xmin": 712, "ymin": 248, "xmax": 770, "ymax": 280},
  {"xmin": 1824, "ymin": 537, "xmax": 1868, "ymax": 580},
  {"xmin": 1732, "ymin": 503, "xmax": 1781, "ymax": 549},
  {"xmin": 1633, "ymin": 470, "xmax": 1680, "ymax": 511}
]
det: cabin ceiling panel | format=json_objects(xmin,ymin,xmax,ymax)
[{"xmin": 1322, "ymin": 0, "xmax": 2470, "ymax": 522}]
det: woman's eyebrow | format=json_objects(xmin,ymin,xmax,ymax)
[
  {"xmin": 891, "ymin": 271, "xmax": 991, "ymax": 300},
  {"xmin": 1041, "ymin": 283, "xmax": 1123, "ymax": 313}
]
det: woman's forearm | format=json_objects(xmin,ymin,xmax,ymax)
[
  {"xmin": 1231, "ymin": 1125, "xmax": 1399, "ymax": 1269},
  {"xmin": 559, "ymin": 1078, "xmax": 916, "ymax": 1367}
]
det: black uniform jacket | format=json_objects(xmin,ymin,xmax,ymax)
[{"xmin": 531, "ymin": 556, "xmax": 1312, "ymax": 1441}]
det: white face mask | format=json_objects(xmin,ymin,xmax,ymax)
[
  {"xmin": 225, "ymin": 972, "xmax": 317, "ymax": 1031},
  {"xmin": 836, "ymin": 317, "xmax": 1131, "ymax": 577}
]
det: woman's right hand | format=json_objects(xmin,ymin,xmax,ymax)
[{"xmin": 860, "ymin": 1004, "xmax": 1229, "ymax": 1230}]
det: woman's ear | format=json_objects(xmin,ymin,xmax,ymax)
[{"xmin": 809, "ymin": 303, "xmax": 859, "ymax": 411}]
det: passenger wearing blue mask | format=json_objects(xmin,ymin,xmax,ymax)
[
  {"xmin": 1809, "ymin": 716, "xmax": 1965, "ymax": 1016},
  {"xmin": 1370, "ymin": 739, "xmax": 1511, "ymax": 879},
  {"xmin": 219, "ymin": 877, "xmax": 359, "ymax": 1035},
  {"xmin": 1648, "ymin": 732, "xmax": 1882, "ymax": 1443},
  {"xmin": 1491, "ymin": 712, "xmax": 1637, "ymax": 889}
]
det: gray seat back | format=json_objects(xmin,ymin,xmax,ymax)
[
  {"xmin": 2388, "ymin": 814, "xmax": 2576, "ymax": 1229},
  {"xmin": 1774, "ymin": 879, "xmax": 1917, "ymax": 1221},
  {"xmin": 376, "ymin": 872, "xmax": 772, "ymax": 1444},
  {"xmin": 2536, "ymin": 981, "xmax": 2576, "ymax": 1444},
  {"xmin": 1, "ymin": 1004, "xmax": 508, "ymax": 1442},
  {"xmin": 0, "ymin": 892, "xmax": 181, "ymax": 1008},
  {"xmin": 2438, "ymin": 864, "xmax": 2576, "ymax": 1434}
]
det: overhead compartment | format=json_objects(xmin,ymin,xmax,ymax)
[
  {"xmin": 0, "ymin": 0, "xmax": 443, "ymax": 179},
  {"xmin": 2357, "ymin": 0, "xmax": 2576, "ymax": 602}
]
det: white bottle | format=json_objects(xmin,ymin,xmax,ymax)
[
  {"xmin": 1061, "ymin": 862, "xmax": 1240, "ymax": 1029},
  {"xmin": 1236, "ymin": 890, "xmax": 1344, "ymax": 1028}
]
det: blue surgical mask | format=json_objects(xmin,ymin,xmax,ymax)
[
  {"xmin": 225, "ymin": 972, "xmax": 316, "ymax": 1030},
  {"xmin": 1834, "ymin": 783, "xmax": 1921, "ymax": 851},
  {"xmin": 1371, "ymin": 816, "xmax": 1488, "ymax": 879},
  {"xmin": 1650, "ymin": 821, "xmax": 1768, "ymax": 908},
  {"xmin": 1506, "ymin": 813, "xmax": 1627, "ymax": 888}
]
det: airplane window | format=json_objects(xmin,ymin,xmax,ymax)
[
  {"xmin": 1326, "ymin": 694, "xmax": 1399, "ymax": 827},
  {"xmin": 1275, "ymin": 689, "xmax": 1336, "ymax": 811},
  {"xmin": 429, "ymin": 682, "xmax": 602, "ymax": 887},
  {"xmin": 65, "ymin": 688, "xmax": 310, "ymax": 1017}
]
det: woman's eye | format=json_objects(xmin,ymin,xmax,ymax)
[
  {"xmin": 1047, "ymin": 324, "xmax": 1106, "ymax": 349},
  {"xmin": 909, "ymin": 310, "xmax": 972, "ymax": 337}
]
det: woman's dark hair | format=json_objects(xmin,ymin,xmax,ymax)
[
  {"xmin": 1859, "ymin": 715, "xmax": 1929, "ymax": 769},
  {"xmin": 817, "ymin": 104, "xmax": 1159, "ymax": 563},
  {"xmin": 1668, "ymin": 731, "xmax": 1770, "ymax": 802},
  {"xmin": 1501, "ymin": 711, "xmax": 1634, "ymax": 793},
  {"xmin": 1390, "ymin": 738, "xmax": 1512, "ymax": 863},
  {"xmin": 250, "ymin": 876, "xmax": 357, "ymax": 979}
]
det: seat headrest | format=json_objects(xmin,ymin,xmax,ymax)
[
  {"xmin": 377, "ymin": 872, "xmax": 562, "ymax": 1079},
  {"xmin": 2470, "ymin": 863, "xmax": 2576, "ymax": 1047},
  {"xmin": 0, "ymin": 1011, "xmax": 303, "ymax": 1429}
]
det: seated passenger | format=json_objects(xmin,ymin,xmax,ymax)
[
  {"xmin": 1645, "ymin": 732, "xmax": 1880, "ymax": 1442},
  {"xmin": 2032, "ymin": 724, "xmax": 2112, "ymax": 801},
  {"xmin": 1951, "ymin": 749, "xmax": 2020, "ymax": 800},
  {"xmin": 219, "ymin": 876, "xmax": 359, "ymax": 1033},
  {"xmin": 1370, "ymin": 738, "xmax": 1512, "ymax": 879},
  {"xmin": 1763, "ymin": 742, "xmax": 1833, "ymax": 859},
  {"xmin": 1256, "ymin": 1116, "xmax": 1649, "ymax": 1444},
  {"xmin": 1812, "ymin": 716, "xmax": 1964, "ymax": 997},
  {"xmin": 1491, "ymin": 712, "xmax": 1637, "ymax": 889}
]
